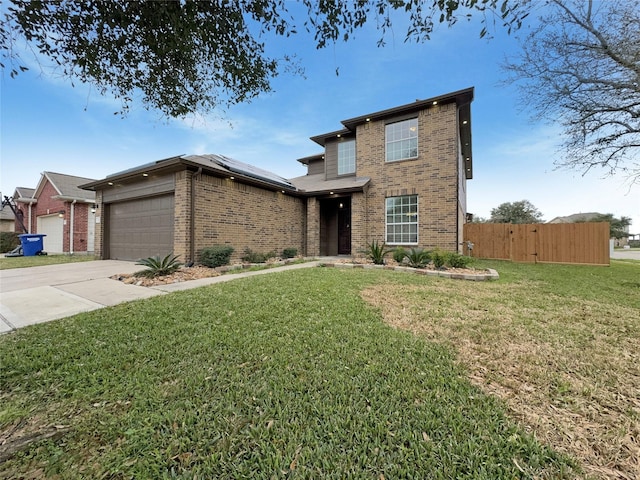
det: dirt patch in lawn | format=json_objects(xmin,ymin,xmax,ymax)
[{"xmin": 361, "ymin": 281, "xmax": 640, "ymax": 480}]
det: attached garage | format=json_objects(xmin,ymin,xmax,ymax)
[
  {"xmin": 107, "ymin": 194, "xmax": 175, "ymax": 261},
  {"xmin": 37, "ymin": 214, "xmax": 64, "ymax": 253},
  {"xmin": 94, "ymin": 172, "xmax": 177, "ymax": 261}
]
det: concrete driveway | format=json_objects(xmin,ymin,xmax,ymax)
[
  {"xmin": 0, "ymin": 260, "xmax": 164, "ymax": 332},
  {"xmin": 611, "ymin": 249, "xmax": 640, "ymax": 260},
  {"xmin": 0, "ymin": 259, "xmax": 322, "ymax": 333}
]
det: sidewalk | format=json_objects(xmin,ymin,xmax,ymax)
[{"xmin": 0, "ymin": 260, "xmax": 321, "ymax": 333}]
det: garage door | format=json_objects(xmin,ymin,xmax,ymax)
[
  {"xmin": 108, "ymin": 194, "xmax": 174, "ymax": 261},
  {"xmin": 37, "ymin": 215, "xmax": 64, "ymax": 253}
]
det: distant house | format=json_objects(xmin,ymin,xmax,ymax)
[
  {"xmin": 548, "ymin": 212, "xmax": 629, "ymax": 246},
  {"xmin": 0, "ymin": 206, "xmax": 16, "ymax": 232},
  {"xmin": 82, "ymin": 88, "xmax": 474, "ymax": 262},
  {"xmin": 16, "ymin": 173, "xmax": 97, "ymax": 254},
  {"xmin": 11, "ymin": 187, "xmax": 36, "ymax": 234}
]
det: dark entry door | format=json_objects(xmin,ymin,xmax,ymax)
[{"xmin": 338, "ymin": 204, "xmax": 351, "ymax": 254}]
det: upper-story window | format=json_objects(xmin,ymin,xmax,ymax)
[
  {"xmin": 338, "ymin": 139, "xmax": 356, "ymax": 175},
  {"xmin": 386, "ymin": 118, "xmax": 418, "ymax": 162}
]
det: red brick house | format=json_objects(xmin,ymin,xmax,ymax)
[
  {"xmin": 15, "ymin": 173, "xmax": 96, "ymax": 254},
  {"xmin": 82, "ymin": 87, "xmax": 473, "ymax": 262}
]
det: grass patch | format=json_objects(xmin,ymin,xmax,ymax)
[
  {"xmin": 0, "ymin": 254, "xmax": 97, "ymax": 270},
  {"xmin": 0, "ymin": 268, "xmax": 573, "ymax": 479},
  {"xmin": 362, "ymin": 260, "xmax": 639, "ymax": 479}
]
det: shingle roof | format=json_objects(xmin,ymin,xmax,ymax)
[
  {"xmin": 14, "ymin": 187, "xmax": 35, "ymax": 199},
  {"xmin": 289, "ymin": 173, "xmax": 370, "ymax": 194},
  {"xmin": 547, "ymin": 212, "xmax": 602, "ymax": 223},
  {"xmin": 0, "ymin": 208, "xmax": 15, "ymax": 221},
  {"xmin": 38, "ymin": 172, "xmax": 96, "ymax": 201}
]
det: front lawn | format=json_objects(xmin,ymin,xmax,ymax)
[
  {"xmin": 0, "ymin": 254, "xmax": 97, "ymax": 270},
  {"xmin": 1, "ymin": 261, "xmax": 637, "ymax": 478}
]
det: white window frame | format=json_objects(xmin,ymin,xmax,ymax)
[
  {"xmin": 385, "ymin": 118, "xmax": 418, "ymax": 162},
  {"xmin": 385, "ymin": 195, "xmax": 419, "ymax": 245},
  {"xmin": 337, "ymin": 139, "xmax": 356, "ymax": 175}
]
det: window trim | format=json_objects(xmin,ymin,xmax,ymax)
[
  {"xmin": 385, "ymin": 118, "xmax": 418, "ymax": 163},
  {"xmin": 385, "ymin": 195, "xmax": 419, "ymax": 245},
  {"xmin": 337, "ymin": 139, "xmax": 356, "ymax": 175}
]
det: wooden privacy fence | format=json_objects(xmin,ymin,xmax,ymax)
[{"xmin": 463, "ymin": 222, "xmax": 610, "ymax": 265}]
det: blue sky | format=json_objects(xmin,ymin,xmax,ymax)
[{"xmin": 1, "ymin": 5, "xmax": 638, "ymax": 232}]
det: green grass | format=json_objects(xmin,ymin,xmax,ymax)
[
  {"xmin": 0, "ymin": 254, "xmax": 97, "ymax": 270},
  {"xmin": 362, "ymin": 259, "xmax": 639, "ymax": 479},
  {"xmin": 0, "ymin": 267, "xmax": 576, "ymax": 479}
]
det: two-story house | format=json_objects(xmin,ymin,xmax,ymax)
[
  {"xmin": 82, "ymin": 87, "xmax": 473, "ymax": 262},
  {"xmin": 291, "ymin": 87, "xmax": 473, "ymax": 257}
]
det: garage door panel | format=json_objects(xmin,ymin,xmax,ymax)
[
  {"xmin": 37, "ymin": 215, "xmax": 64, "ymax": 254},
  {"xmin": 108, "ymin": 194, "xmax": 174, "ymax": 261}
]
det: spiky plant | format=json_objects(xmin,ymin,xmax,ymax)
[
  {"xmin": 135, "ymin": 253, "xmax": 183, "ymax": 278},
  {"xmin": 363, "ymin": 240, "xmax": 392, "ymax": 265},
  {"xmin": 404, "ymin": 247, "xmax": 430, "ymax": 268}
]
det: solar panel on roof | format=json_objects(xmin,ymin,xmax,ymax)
[{"xmin": 214, "ymin": 154, "xmax": 294, "ymax": 189}]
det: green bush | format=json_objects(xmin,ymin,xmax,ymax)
[
  {"xmin": 200, "ymin": 245, "xmax": 234, "ymax": 268},
  {"xmin": 242, "ymin": 248, "xmax": 276, "ymax": 263},
  {"xmin": 392, "ymin": 246, "xmax": 406, "ymax": 263},
  {"xmin": 629, "ymin": 240, "xmax": 640, "ymax": 248},
  {"xmin": 282, "ymin": 247, "xmax": 298, "ymax": 259},
  {"xmin": 431, "ymin": 249, "xmax": 446, "ymax": 269},
  {"xmin": 405, "ymin": 247, "xmax": 430, "ymax": 268},
  {"xmin": 446, "ymin": 251, "xmax": 472, "ymax": 268},
  {"xmin": 135, "ymin": 253, "xmax": 182, "ymax": 278},
  {"xmin": 0, "ymin": 232, "xmax": 20, "ymax": 253}
]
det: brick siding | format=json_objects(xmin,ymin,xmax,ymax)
[
  {"xmin": 350, "ymin": 102, "xmax": 462, "ymax": 253},
  {"xmin": 31, "ymin": 180, "xmax": 92, "ymax": 253},
  {"xmin": 174, "ymin": 172, "xmax": 307, "ymax": 263}
]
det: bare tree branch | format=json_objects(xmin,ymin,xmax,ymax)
[{"xmin": 503, "ymin": 0, "xmax": 640, "ymax": 183}]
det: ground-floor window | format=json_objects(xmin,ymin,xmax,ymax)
[{"xmin": 385, "ymin": 195, "xmax": 418, "ymax": 244}]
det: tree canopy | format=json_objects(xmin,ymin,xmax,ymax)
[
  {"xmin": 489, "ymin": 200, "xmax": 544, "ymax": 224},
  {"xmin": 0, "ymin": 0, "xmax": 528, "ymax": 118},
  {"xmin": 504, "ymin": 0, "xmax": 640, "ymax": 183}
]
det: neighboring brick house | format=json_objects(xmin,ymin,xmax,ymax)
[
  {"xmin": 16, "ymin": 173, "xmax": 97, "ymax": 254},
  {"xmin": 82, "ymin": 87, "xmax": 473, "ymax": 261}
]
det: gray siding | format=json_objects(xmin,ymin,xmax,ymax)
[{"xmin": 103, "ymin": 174, "xmax": 175, "ymax": 203}]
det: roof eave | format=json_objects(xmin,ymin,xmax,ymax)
[{"xmin": 342, "ymin": 87, "xmax": 474, "ymax": 130}]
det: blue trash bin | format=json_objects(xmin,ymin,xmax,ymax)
[{"xmin": 18, "ymin": 234, "xmax": 47, "ymax": 256}]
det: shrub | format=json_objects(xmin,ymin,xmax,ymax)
[
  {"xmin": 135, "ymin": 253, "xmax": 182, "ymax": 278},
  {"xmin": 392, "ymin": 246, "xmax": 406, "ymax": 263},
  {"xmin": 629, "ymin": 240, "xmax": 640, "ymax": 248},
  {"xmin": 405, "ymin": 247, "xmax": 430, "ymax": 268},
  {"xmin": 0, "ymin": 232, "xmax": 20, "ymax": 253},
  {"xmin": 431, "ymin": 249, "xmax": 446, "ymax": 269},
  {"xmin": 446, "ymin": 252, "xmax": 472, "ymax": 268},
  {"xmin": 242, "ymin": 248, "xmax": 276, "ymax": 263},
  {"xmin": 362, "ymin": 240, "xmax": 392, "ymax": 265},
  {"xmin": 200, "ymin": 245, "xmax": 234, "ymax": 268},
  {"xmin": 282, "ymin": 247, "xmax": 298, "ymax": 259}
]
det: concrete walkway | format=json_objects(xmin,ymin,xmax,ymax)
[{"xmin": 0, "ymin": 259, "xmax": 321, "ymax": 333}]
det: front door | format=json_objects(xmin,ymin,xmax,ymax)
[{"xmin": 338, "ymin": 202, "xmax": 351, "ymax": 254}]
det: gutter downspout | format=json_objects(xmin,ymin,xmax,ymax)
[
  {"xmin": 190, "ymin": 167, "xmax": 202, "ymax": 264},
  {"xmin": 70, "ymin": 200, "xmax": 77, "ymax": 254}
]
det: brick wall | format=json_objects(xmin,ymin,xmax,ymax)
[
  {"xmin": 69, "ymin": 201, "xmax": 91, "ymax": 253},
  {"xmin": 183, "ymin": 173, "xmax": 306, "ymax": 263},
  {"xmin": 351, "ymin": 103, "xmax": 461, "ymax": 253},
  {"xmin": 31, "ymin": 181, "xmax": 93, "ymax": 253},
  {"xmin": 32, "ymin": 181, "xmax": 65, "ymax": 235},
  {"xmin": 94, "ymin": 191, "xmax": 104, "ymax": 258}
]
